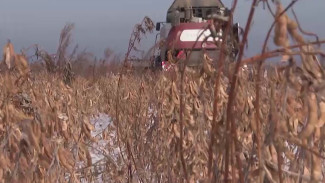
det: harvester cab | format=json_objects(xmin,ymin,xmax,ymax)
[{"xmin": 153, "ymin": 0, "xmax": 240, "ymax": 71}]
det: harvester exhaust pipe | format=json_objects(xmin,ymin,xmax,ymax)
[
  {"xmin": 171, "ymin": 10, "xmax": 181, "ymax": 26},
  {"xmin": 185, "ymin": 8, "xmax": 192, "ymax": 21}
]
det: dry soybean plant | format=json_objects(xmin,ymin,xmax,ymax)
[{"xmin": 1, "ymin": 1, "xmax": 325, "ymax": 183}]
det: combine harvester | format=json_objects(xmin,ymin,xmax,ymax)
[{"xmin": 152, "ymin": 0, "xmax": 240, "ymax": 71}]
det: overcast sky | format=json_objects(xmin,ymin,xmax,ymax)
[{"xmin": 0, "ymin": 0, "xmax": 324, "ymax": 60}]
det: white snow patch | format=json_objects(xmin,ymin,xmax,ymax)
[{"xmin": 79, "ymin": 113, "xmax": 122, "ymax": 182}]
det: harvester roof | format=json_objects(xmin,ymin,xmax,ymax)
[
  {"xmin": 166, "ymin": 0, "xmax": 226, "ymax": 23},
  {"xmin": 168, "ymin": 0, "xmax": 224, "ymax": 10}
]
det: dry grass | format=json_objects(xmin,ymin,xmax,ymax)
[{"xmin": 1, "ymin": 1, "xmax": 325, "ymax": 183}]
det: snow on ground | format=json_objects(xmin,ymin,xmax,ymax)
[
  {"xmin": 90, "ymin": 113, "xmax": 113, "ymax": 164},
  {"xmin": 81, "ymin": 106, "xmax": 158, "ymax": 182},
  {"xmin": 79, "ymin": 113, "xmax": 121, "ymax": 183}
]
